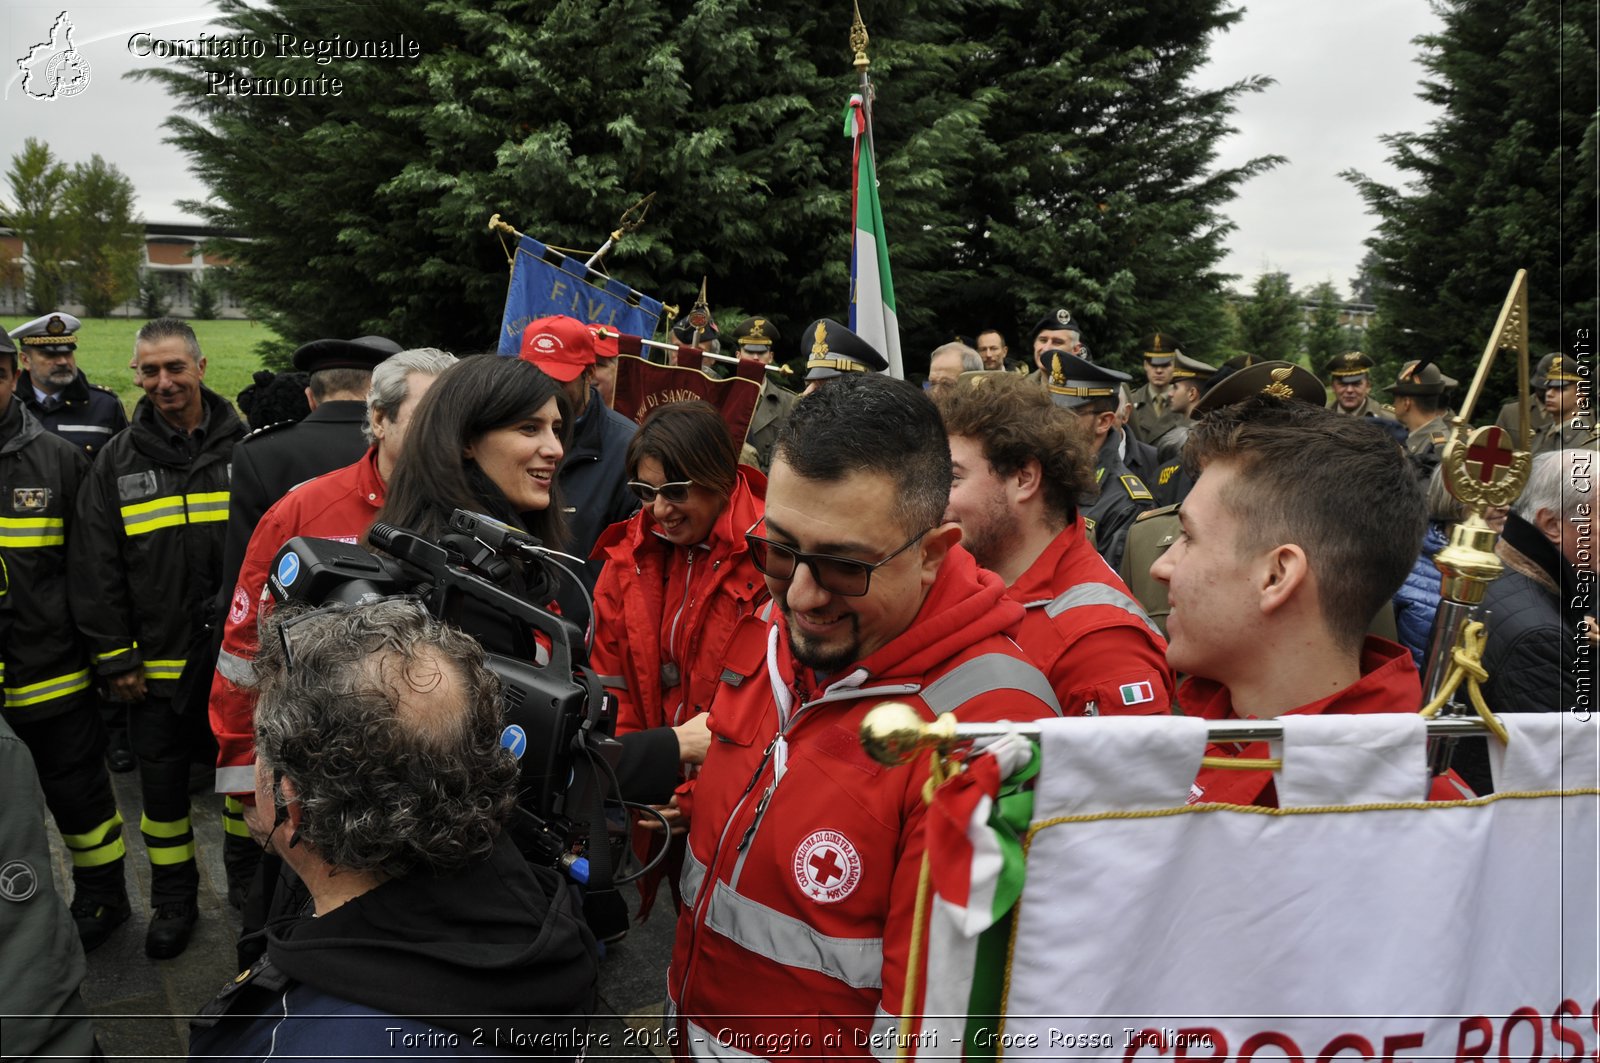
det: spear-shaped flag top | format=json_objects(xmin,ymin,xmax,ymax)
[{"xmin": 844, "ymin": 92, "xmax": 903, "ymax": 380}]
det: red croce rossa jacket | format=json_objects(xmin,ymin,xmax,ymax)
[
  {"xmin": 1005, "ymin": 515, "xmax": 1175, "ymax": 717},
  {"xmin": 1180, "ymin": 636, "xmax": 1474, "ymax": 806},
  {"xmin": 590, "ymin": 466, "xmax": 769, "ymax": 735},
  {"xmin": 209, "ymin": 449, "xmax": 385, "ymax": 795},
  {"xmin": 667, "ymin": 546, "xmax": 1060, "ymax": 1057}
]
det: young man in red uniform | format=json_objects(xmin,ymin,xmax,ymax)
[
  {"xmin": 1151, "ymin": 397, "xmax": 1472, "ymax": 805},
  {"xmin": 938, "ymin": 374, "xmax": 1173, "ymax": 715},
  {"xmin": 667, "ymin": 374, "xmax": 1060, "ymax": 1057}
]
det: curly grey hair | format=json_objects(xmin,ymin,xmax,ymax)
[
  {"xmin": 252, "ymin": 599, "xmax": 518, "ymax": 879},
  {"xmin": 362, "ymin": 347, "xmax": 458, "ymax": 446}
]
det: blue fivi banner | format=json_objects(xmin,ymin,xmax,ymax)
[{"xmin": 498, "ymin": 235, "xmax": 665, "ymax": 354}]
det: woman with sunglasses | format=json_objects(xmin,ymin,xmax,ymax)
[{"xmin": 589, "ymin": 401, "xmax": 768, "ymax": 912}]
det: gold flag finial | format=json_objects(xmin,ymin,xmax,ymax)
[{"xmin": 850, "ymin": 0, "xmax": 870, "ymax": 71}]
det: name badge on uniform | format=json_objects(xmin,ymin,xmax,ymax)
[
  {"xmin": 11, "ymin": 488, "xmax": 50, "ymax": 512},
  {"xmin": 117, "ymin": 470, "xmax": 159, "ymax": 502}
]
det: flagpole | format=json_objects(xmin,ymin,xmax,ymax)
[{"xmin": 851, "ymin": 2, "xmax": 877, "ymax": 165}]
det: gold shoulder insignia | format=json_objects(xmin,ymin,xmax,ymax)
[
  {"xmin": 1121, "ymin": 474, "xmax": 1152, "ymax": 501},
  {"xmin": 1431, "ymin": 433, "xmax": 1448, "ymax": 445},
  {"xmin": 1157, "ymin": 465, "xmax": 1177, "ymax": 485},
  {"xmin": 90, "ymin": 382, "xmax": 119, "ymax": 395}
]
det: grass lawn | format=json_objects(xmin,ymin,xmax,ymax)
[{"xmin": 1, "ymin": 316, "xmax": 278, "ymax": 415}]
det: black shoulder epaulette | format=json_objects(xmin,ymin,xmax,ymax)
[
  {"xmin": 1119, "ymin": 473, "xmax": 1153, "ymax": 501},
  {"xmin": 89, "ymin": 382, "xmax": 120, "ymax": 396},
  {"xmin": 241, "ymin": 419, "xmax": 298, "ymax": 443},
  {"xmin": 1134, "ymin": 503, "xmax": 1180, "ymax": 523}
]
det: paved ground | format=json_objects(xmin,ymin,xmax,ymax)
[{"xmin": 49, "ymin": 766, "xmax": 678, "ymax": 1061}]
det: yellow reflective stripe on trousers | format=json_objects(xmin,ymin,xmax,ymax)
[
  {"xmin": 184, "ymin": 490, "xmax": 230, "ymax": 523},
  {"xmin": 4, "ymin": 668, "xmax": 92, "ymax": 708},
  {"xmin": 147, "ymin": 841, "xmax": 197, "ymax": 865},
  {"xmin": 140, "ymin": 813, "xmax": 192, "ymax": 839},
  {"xmin": 0, "ymin": 515, "xmax": 65, "ymax": 547},
  {"xmin": 120, "ymin": 495, "xmax": 187, "ymax": 536},
  {"xmin": 142, "ymin": 659, "xmax": 186, "ymax": 681},
  {"xmin": 222, "ymin": 795, "xmax": 251, "ymax": 837},
  {"xmin": 61, "ymin": 811, "xmax": 124, "ymax": 849}
]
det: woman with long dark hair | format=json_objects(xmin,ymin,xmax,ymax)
[{"xmin": 374, "ymin": 354, "xmax": 570, "ymax": 546}]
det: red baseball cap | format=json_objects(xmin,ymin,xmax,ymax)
[
  {"xmin": 519, "ymin": 315, "xmax": 596, "ymax": 382},
  {"xmin": 587, "ymin": 323, "xmax": 620, "ymax": 359}
]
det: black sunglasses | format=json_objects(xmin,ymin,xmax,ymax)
[
  {"xmin": 744, "ymin": 524, "xmax": 932, "ymax": 598},
  {"xmin": 628, "ymin": 479, "xmax": 694, "ymax": 505}
]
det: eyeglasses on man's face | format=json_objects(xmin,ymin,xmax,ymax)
[{"xmin": 743, "ymin": 522, "xmax": 932, "ymax": 598}]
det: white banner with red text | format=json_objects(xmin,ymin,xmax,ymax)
[{"xmin": 910, "ymin": 712, "xmax": 1598, "ymax": 1062}]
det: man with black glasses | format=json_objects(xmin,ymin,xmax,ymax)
[{"xmin": 665, "ymin": 374, "xmax": 1060, "ymax": 1058}]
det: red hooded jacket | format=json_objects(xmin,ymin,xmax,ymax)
[
  {"xmin": 666, "ymin": 546, "xmax": 1060, "ymax": 1057},
  {"xmin": 1180, "ymin": 636, "xmax": 1473, "ymax": 806},
  {"xmin": 590, "ymin": 467, "xmax": 769, "ymax": 734},
  {"xmin": 209, "ymin": 449, "xmax": 385, "ymax": 795},
  {"xmin": 1005, "ymin": 516, "xmax": 1174, "ymax": 716}
]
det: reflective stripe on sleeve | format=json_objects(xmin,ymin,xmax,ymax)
[
  {"xmin": 142, "ymin": 659, "xmax": 186, "ymax": 681},
  {"xmin": 920, "ymin": 652, "xmax": 1062, "ymax": 717},
  {"xmin": 215, "ymin": 648, "xmax": 256, "ymax": 687},
  {"xmin": 1043, "ymin": 582, "xmax": 1165, "ymax": 638},
  {"xmin": 3, "ymin": 668, "xmax": 92, "ymax": 708}
]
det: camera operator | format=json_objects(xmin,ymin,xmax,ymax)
[{"xmin": 190, "ymin": 599, "xmax": 598, "ymax": 1060}]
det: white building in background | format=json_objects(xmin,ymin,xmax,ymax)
[{"xmin": 0, "ymin": 221, "xmax": 249, "ymax": 319}]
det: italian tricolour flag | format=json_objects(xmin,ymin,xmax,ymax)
[
  {"xmin": 844, "ymin": 92, "xmax": 904, "ymax": 379},
  {"xmin": 914, "ymin": 733, "xmax": 1036, "ymax": 1060}
]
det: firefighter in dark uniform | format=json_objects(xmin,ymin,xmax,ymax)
[
  {"xmin": 1120, "ymin": 361, "xmax": 1327, "ymax": 636},
  {"xmin": 0, "ymin": 329, "xmax": 130, "ymax": 952},
  {"xmin": 799, "ymin": 318, "xmax": 888, "ymax": 395},
  {"xmin": 1042, "ymin": 352, "xmax": 1152, "ymax": 572},
  {"xmin": 10, "ymin": 313, "xmax": 138, "ymax": 772},
  {"xmin": 732, "ymin": 316, "xmax": 798, "ymax": 472},
  {"xmin": 9, "ymin": 312, "xmax": 129, "ymax": 457},
  {"xmin": 70, "ymin": 318, "xmax": 245, "ymax": 959}
]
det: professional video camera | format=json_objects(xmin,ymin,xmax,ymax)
[{"xmin": 264, "ymin": 509, "xmax": 626, "ymax": 891}]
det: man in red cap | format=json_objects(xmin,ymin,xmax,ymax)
[{"xmin": 519, "ymin": 316, "xmax": 639, "ymax": 577}]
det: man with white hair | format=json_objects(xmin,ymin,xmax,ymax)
[
  {"xmin": 1480, "ymin": 449, "xmax": 1594, "ymax": 715},
  {"xmin": 926, "ymin": 341, "xmax": 982, "ymax": 392}
]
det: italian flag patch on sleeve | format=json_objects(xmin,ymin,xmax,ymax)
[{"xmin": 1119, "ymin": 681, "xmax": 1155, "ymax": 706}]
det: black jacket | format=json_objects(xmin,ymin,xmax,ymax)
[
  {"xmin": 1082, "ymin": 427, "xmax": 1155, "ymax": 573},
  {"xmin": 220, "ymin": 399, "xmax": 371, "ymax": 610},
  {"xmin": 1479, "ymin": 512, "xmax": 1583, "ymax": 714},
  {"xmin": 0, "ymin": 401, "xmax": 93, "ymax": 722},
  {"xmin": 557, "ymin": 388, "xmax": 638, "ymax": 587},
  {"xmin": 70, "ymin": 389, "xmax": 245, "ymax": 695},
  {"xmin": 190, "ymin": 833, "xmax": 599, "ymax": 1060},
  {"xmin": 16, "ymin": 369, "xmax": 128, "ymax": 458},
  {"xmin": 1454, "ymin": 513, "xmax": 1585, "ymax": 795}
]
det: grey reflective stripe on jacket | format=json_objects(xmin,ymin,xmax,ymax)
[
  {"xmin": 215, "ymin": 648, "xmax": 255, "ymax": 687},
  {"xmin": 681, "ymin": 847, "xmax": 708, "ymax": 909},
  {"xmin": 922, "ymin": 652, "xmax": 1062, "ymax": 716},
  {"xmin": 703, "ymin": 880, "xmax": 884, "ymax": 989},
  {"xmin": 1037, "ymin": 583, "xmax": 1164, "ymax": 639}
]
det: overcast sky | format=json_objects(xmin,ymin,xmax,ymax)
[{"xmin": 2, "ymin": 0, "xmax": 1443, "ymax": 300}]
